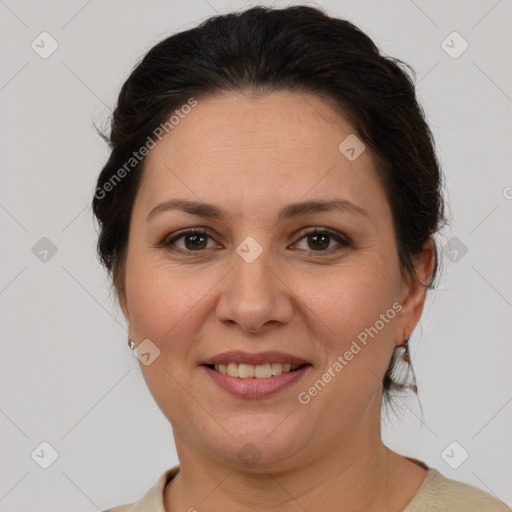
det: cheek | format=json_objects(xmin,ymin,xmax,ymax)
[
  {"xmin": 126, "ymin": 250, "xmax": 186, "ymax": 325},
  {"xmin": 291, "ymin": 256, "xmax": 400, "ymax": 385},
  {"xmin": 299, "ymin": 258, "xmax": 398, "ymax": 333},
  {"xmin": 124, "ymin": 253, "xmax": 220, "ymax": 356}
]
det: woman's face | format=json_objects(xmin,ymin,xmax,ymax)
[{"xmin": 120, "ymin": 90, "xmax": 432, "ymax": 470}]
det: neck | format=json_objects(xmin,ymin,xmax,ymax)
[{"xmin": 164, "ymin": 417, "xmax": 422, "ymax": 511}]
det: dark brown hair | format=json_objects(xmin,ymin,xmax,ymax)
[{"xmin": 92, "ymin": 5, "xmax": 446, "ymax": 402}]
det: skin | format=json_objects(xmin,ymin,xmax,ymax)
[{"xmin": 117, "ymin": 90, "xmax": 435, "ymax": 511}]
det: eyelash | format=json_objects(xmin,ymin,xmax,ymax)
[{"xmin": 159, "ymin": 227, "xmax": 351, "ymax": 257}]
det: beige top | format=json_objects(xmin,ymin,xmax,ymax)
[{"xmin": 103, "ymin": 464, "xmax": 510, "ymax": 512}]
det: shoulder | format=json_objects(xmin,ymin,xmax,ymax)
[
  {"xmin": 102, "ymin": 466, "xmax": 180, "ymax": 512},
  {"xmin": 103, "ymin": 505, "xmax": 132, "ymax": 512},
  {"xmin": 405, "ymin": 468, "xmax": 511, "ymax": 512}
]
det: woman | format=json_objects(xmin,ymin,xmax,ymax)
[{"xmin": 94, "ymin": 5, "xmax": 510, "ymax": 511}]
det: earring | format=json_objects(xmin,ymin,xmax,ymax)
[
  {"xmin": 401, "ymin": 335, "xmax": 418, "ymax": 393},
  {"xmin": 128, "ymin": 338, "xmax": 136, "ymax": 350},
  {"xmin": 402, "ymin": 335, "xmax": 410, "ymax": 363}
]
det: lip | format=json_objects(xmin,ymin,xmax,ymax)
[
  {"xmin": 202, "ymin": 363, "xmax": 311, "ymax": 398},
  {"xmin": 201, "ymin": 350, "xmax": 310, "ymax": 366}
]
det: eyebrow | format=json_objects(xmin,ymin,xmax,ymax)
[{"xmin": 147, "ymin": 198, "xmax": 369, "ymax": 222}]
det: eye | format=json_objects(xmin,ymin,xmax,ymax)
[
  {"xmin": 158, "ymin": 227, "xmax": 351, "ymax": 256},
  {"xmin": 292, "ymin": 228, "xmax": 351, "ymax": 255},
  {"xmin": 160, "ymin": 228, "xmax": 219, "ymax": 253}
]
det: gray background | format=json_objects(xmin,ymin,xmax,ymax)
[{"xmin": 1, "ymin": 0, "xmax": 511, "ymax": 509}]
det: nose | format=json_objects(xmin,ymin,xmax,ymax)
[{"xmin": 215, "ymin": 242, "xmax": 294, "ymax": 334}]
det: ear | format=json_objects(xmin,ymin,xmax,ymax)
[
  {"xmin": 395, "ymin": 238, "xmax": 436, "ymax": 346},
  {"xmin": 113, "ymin": 267, "xmax": 130, "ymax": 320},
  {"xmin": 118, "ymin": 288, "xmax": 129, "ymax": 319}
]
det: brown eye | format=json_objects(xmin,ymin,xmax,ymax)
[
  {"xmin": 162, "ymin": 229, "xmax": 216, "ymax": 253},
  {"xmin": 307, "ymin": 232, "xmax": 330, "ymax": 250},
  {"xmin": 293, "ymin": 228, "xmax": 351, "ymax": 255},
  {"xmin": 183, "ymin": 232, "xmax": 208, "ymax": 250}
]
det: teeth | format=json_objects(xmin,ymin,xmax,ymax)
[
  {"xmin": 227, "ymin": 363, "xmax": 238, "ymax": 377},
  {"xmin": 213, "ymin": 362, "xmax": 302, "ymax": 378},
  {"xmin": 238, "ymin": 364, "xmax": 254, "ymax": 378},
  {"xmin": 271, "ymin": 362, "xmax": 283, "ymax": 376},
  {"xmin": 255, "ymin": 363, "xmax": 272, "ymax": 378}
]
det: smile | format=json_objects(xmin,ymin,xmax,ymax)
[
  {"xmin": 207, "ymin": 362, "xmax": 304, "ymax": 379},
  {"xmin": 202, "ymin": 363, "xmax": 311, "ymax": 398}
]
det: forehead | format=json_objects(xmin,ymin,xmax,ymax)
[
  {"xmin": 153, "ymin": 90, "xmax": 358, "ymax": 162},
  {"xmin": 136, "ymin": 90, "xmax": 389, "ymax": 225}
]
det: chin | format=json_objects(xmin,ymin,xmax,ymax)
[{"xmin": 200, "ymin": 419, "xmax": 308, "ymax": 470}]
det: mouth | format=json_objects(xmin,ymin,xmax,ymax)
[
  {"xmin": 200, "ymin": 351, "xmax": 312, "ymax": 398},
  {"xmin": 203, "ymin": 362, "xmax": 308, "ymax": 379}
]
